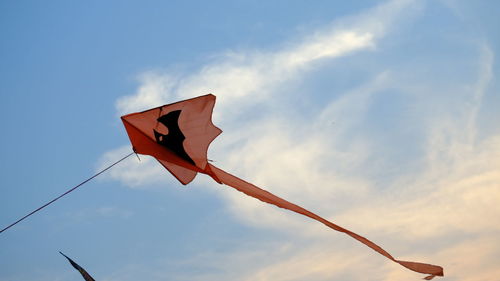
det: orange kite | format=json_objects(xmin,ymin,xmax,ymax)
[{"xmin": 121, "ymin": 94, "xmax": 443, "ymax": 279}]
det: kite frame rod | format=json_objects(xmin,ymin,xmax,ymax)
[{"xmin": 0, "ymin": 151, "xmax": 134, "ymax": 234}]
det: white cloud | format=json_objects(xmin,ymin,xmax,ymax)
[
  {"xmin": 97, "ymin": 145, "xmax": 177, "ymax": 188},
  {"xmin": 99, "ymin": 0, "xmax": 500, "ymax": 280},
  {"xmin": 116, "ymin": 72, "xmax": 178, "ymax": 115},
  {"xmin": 113, "ymin": 0, "xmax": 419, "ymax": 116},
  {"xmin": 107, "ymin": 0, "xmax": 418, "ymax": 190}
]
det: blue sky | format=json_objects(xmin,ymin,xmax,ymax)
[{"xmin": 1, "ymin": 1, "xmax": 499, "ymax": 280}]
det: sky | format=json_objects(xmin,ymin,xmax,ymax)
[{"xmin": 1, "ymin": 0, "xmax": 499, "ymax": 280}]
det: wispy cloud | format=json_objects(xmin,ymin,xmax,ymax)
[
  {"xmin": 99, "ymin": 0, "xmax": 500, "ymax": 280},
  {"xmin": 97, "ymin": 145, "xmax": 176, "ymax": 188},
  {"xmin": 105, "ymin": 0, "xmax": 420, "ymax": 188},
  {"xmin": 113, "ymin": 0, "xmax": 420, "ymax": 116}
]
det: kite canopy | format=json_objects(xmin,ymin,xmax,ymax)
[
  {"xmin": 121, "ymin": 94, "xmax": 222, "ymax": 184},
  {"xmin": 121, "ymin": 94, "xmax": 443, "ymax": 279}
]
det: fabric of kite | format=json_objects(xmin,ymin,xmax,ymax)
[
  {"xmin": 121, "ymin": 94, "xmax": 444, "ymax": 279},
  {"xmin": 60, "ymin": 252, "xmax": 96, "ymax": 281}
]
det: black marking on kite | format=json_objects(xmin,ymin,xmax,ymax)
[{"xmin": 154, "ymin": 110, "xmax": 196, "ymax": 165}]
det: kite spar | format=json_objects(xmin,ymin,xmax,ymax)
[{"xmin": 121, "ymin": 94, "xmax": 444, "ymax": 279}]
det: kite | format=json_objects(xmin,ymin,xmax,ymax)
[
  {"xmin": 121, "ymin": 94, "xmax": 444, "ymax": 279},
  {"xmin": 59, "ymin": 252, "xmax": 96, "ymax": 281}
]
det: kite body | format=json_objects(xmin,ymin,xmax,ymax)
[
  {"xmin": 121, "ymin": 94, "xmax": 222, "ymax": 184},
  {"xmin": 121, "ymin": 94, "xmax": 443, "ymax": 279}
]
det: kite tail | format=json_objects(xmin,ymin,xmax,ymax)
[
  {"xmin": 206, "ymin": 164, "xmax": 443, "ymax": 279},
  {"xmin": 59, "ymin": 252, "xmax": 96, "ymax": 281}
]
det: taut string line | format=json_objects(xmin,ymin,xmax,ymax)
[{"xmin": 0, "ymin": 152, "xmax": 134, "ymax": 234}]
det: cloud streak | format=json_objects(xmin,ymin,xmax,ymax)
[
  {"xmin": 99, "ymin": 0, "xmax": 500, "ymax": 280},
  {"xmin": 113, "ymin": 0, "xmax": 419, "ymax": 116}
]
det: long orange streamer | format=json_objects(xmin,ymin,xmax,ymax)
[
  {"xmin": 121, "ymin": 94, "xmax": 443, "ymax": 279},
  {"xmin": 205, "ymin": 164, "xmax": 443, "ymax": 279}
]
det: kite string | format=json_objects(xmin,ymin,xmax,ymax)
[{"xmin": 0, "ymin": 151, "xmax": 135, "ymax": 234}]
